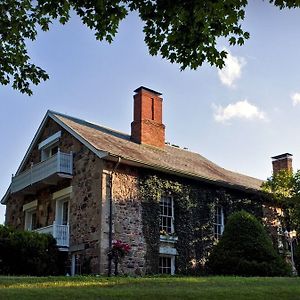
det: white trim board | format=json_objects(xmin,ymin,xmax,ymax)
[
  {"xmin": 53, "ymin": 186, "xmax": 73, "ymax": 200},
  {"xmin": 23, "ymin": 200, "xmax": 38, "ymax": 212},
  {"xmin": 38, "ymin": 131, "xmax": 61, "ymax": 150}
]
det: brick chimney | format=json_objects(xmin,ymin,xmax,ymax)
[
  {"xmin": 271, "ymin": 153, "xmax": 293, "ymax": 175},
  {"xmin": 131, "ymin": 86, "xmax": 165, "ymax": 148}
]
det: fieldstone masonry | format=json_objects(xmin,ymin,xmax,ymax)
[
  {"xmin": 111, "ymin": 164, "xmax": 146, "ymax": 275},
  {"xmin": 4, "ymin": 116, "xmax": 285, "ymax": 276},
  {"xmin": 5, "ymin": 119, "xmax": 105, "ymax": 274}
]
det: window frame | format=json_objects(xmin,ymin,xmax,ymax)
[
  {"xmin": 53, "ymin": 187, "xmax": 72, "ymax": 226},
  {"xmin": 23, "ymin": 200, "xmax": 38, "ymax": 231},
  {"xmin": 159, "ymin": 255, "xmax": 175, "ymax": 275},
  {"xmin": 214, "ymin": 205, "xmax": 224, "ymax": 239},
  {"xmin": 24, "ymin": 208, "xmax": 38, "ymax": 231},
  {"xmin": 159, "ymin": 196, "xmax": 174, "ymax": 234},
  {"xmin": 38, "ymin": 131, "xmax": 61, "ymax": 162}
]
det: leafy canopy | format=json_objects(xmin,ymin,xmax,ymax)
[
  {"xmin": 262, "ymin": 169, "xmax": 300, "ymax": 233},
  {"xmin": 1, "ymin": 0, "xmax": 300, "ymax": 95}
]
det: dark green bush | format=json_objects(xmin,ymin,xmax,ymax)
[
  {"xmin": 206, "ymin": 210, "xmax": 291, "ymax": 276},
  {"xmin": 0, "ymin": 225, "xmax": 65, "ymax": 276},
  {"xmin": 295, "ymin": 242, "xmax": 300, "ymax": 274}
]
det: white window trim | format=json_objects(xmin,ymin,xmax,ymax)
[
  {"xmin": 23, "ymin": 200, "xmax": 38, "ymax": 212},
  {"xmin": 159, "ymin": 255, "xmax": 175, "ymax": 275},
  {"xmin": 214, "ymin": 206, "xmax": 224, "ymax": 238},
  {"xmin": 160, "ymin": 196, "xmax": 174, "ymax": 234},
  {"xmin": 159, "ymin": 246, "xmax": 178, "ymax": 256},
  {"xmin": 53, "ymin": 186, "xmax": 72, "ymax": 200},
  {"xmin": 53, "ymin": 187, "xmax": 72, "ymax": 225},
  {"xmin": 38, "ymin": 131, "xmax": 61, "ymax": 150}
]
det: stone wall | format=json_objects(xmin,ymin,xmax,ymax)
[
  {"xmin": 70, "ymin": 146, "xmax": 103, "ymax": 274},
  {"xmin": 112, "ymin": 164, "xmax": 146, "ymax": 275},
  {"xmin": 5, "ymin": 118, "xmax": 104, "ymax": 274},
  {"xmin": 99, "ymin": 162, "xmax": 146, "ymax": 275},
  {"xmin": 5, "ymin": 179, "xmax": 71, "ymax": 230},
  {"xmin": 3, "ymin": 117, "xmax": 283, "ymax": 276}
]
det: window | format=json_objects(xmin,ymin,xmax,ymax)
[
  {"xmin": 53, "ymin": 187, "xmax": 71, "ymax": 226},
  {"xmin": 41, "ymin": 143, "xmax": 59, "ymax": 161},
  {"xmin": 55, "ymin": 198, "xmax": 70, "ymax": 225},
  {"xmin": 38, "ymin": 131, "xmax": 61, "ymax": 161},
  {"xmin": 25, "ymin": 209, "xmax": 37, "ymax": 231},
  {"xmin": 214, "ymin": 206, "xmax": 224, "ymax": 239},
  {"xmin": 160, "ymin": 196, "xmax": 174, "ymax": 234},
  {"xmin": 62, "ymin": 200, "xmax": 69, "ymax": 225},
  {"xmin": 159, "ymin": 256, "xmax": 175, "ymax": 274},
  {"xmin": 159, "ymin": 256, "xmax": 171, "ymax": 274},
  {"xmin": 23, "ymin": 200, "xmax": 38, "ymax": 231}
]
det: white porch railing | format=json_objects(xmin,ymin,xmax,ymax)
[
  {"xmin": 11, "ymin": 151, "xmax": 73, "ymax": 193},
  {"xmin": 34, "ymin": 223, "xmax": 69, "ymax": 248}
]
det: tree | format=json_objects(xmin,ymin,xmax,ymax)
[
  {"xmin": 1, "ymin": 0, "xmax": 300, "ymax": 95},
  {"xmin": 262, "ymin": 169, "xmax": 300, "ymax": 234},
  {"xmin": 206, "ymin": 210, "xmax": 291, "ymax": 276}
]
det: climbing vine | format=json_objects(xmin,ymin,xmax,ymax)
[{"xmin": 140, "ymin": 172, "xmax": 264, "ymax": 275}]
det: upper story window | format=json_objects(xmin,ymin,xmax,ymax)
[
  {"xmin": 160, "ymin": 196, "xmax": 174, "ymax": 234},
  {"xmin": 214, "ymin": 205, "xmax": 224, "ymax": 239},
  {"xmin": 38, "ymin": 131, "xmax": 61, "ymax": 161}
]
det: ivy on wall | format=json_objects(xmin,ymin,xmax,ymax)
[{"xmin": 140, "ymin": 173, "xmax": 264, "ymax": 275}]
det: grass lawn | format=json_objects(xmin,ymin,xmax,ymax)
[{"xmin": 0, "ymin": 276, "xmax": 300, "ymax": 300}]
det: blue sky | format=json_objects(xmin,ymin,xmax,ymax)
[{"xmin": 1, "ymin": 1, "xmax": 300, "ymax": 224}]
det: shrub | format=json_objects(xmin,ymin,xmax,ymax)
[
  {"xmin": 108, "ymin": 240, "xmax": 131, "ymax": 275},
  {"xmin": 206, "ymin": 210, "xmax": 291, "ymax": 276},
  {"xmin": 295, "ymin": 242, "xmax": 300, "ymax": 274},
  {"xmin": 0, "ymin": 225, "xmax": 65, "ymax": 276}
]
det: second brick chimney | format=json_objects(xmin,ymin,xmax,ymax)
[
  {"xmin": 271, "ymin": 153, "xmax": 293, "ymax": 175},
  {"xmin": 131, "ymin": 86, "xmax": 165, "ymax": 148}
]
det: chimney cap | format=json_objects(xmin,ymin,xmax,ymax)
[
  {"xmin": 271, "ymin": 153, "xmax": 293, "ymax": 160},
  {"xmin": 134, "ymin": 86, "xmax": 162, "ymax": 96}
]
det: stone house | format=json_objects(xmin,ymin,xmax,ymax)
[{"xmin": 1, "ymin": 86, "xmax": 287, "ymax": 275}]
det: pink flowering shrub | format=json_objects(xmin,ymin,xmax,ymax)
[{"xmin": 108, "ymin": 240, "xmax": 131, "ymax": 275}]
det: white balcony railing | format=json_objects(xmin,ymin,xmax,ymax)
[
  {"xmin": 34, "ymin": 223, "xmax": 69, "ymax": 248},
  {"xmin": 11, "ymin": 151, "xmax": 73, "ymax": 193}
]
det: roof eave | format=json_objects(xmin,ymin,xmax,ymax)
[
  {"xmin": 1, "ymin": 185, "xmax": 11, "ymax": 205},
  {"xmin": 49, "ymin": 112, "xmax": 108, "ymax": 159},
  {"xmin": 104, "ymin": 154, "xmax": 263, "ymax": 194}
]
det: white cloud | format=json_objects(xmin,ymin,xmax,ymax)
[
  {"xmin": 291, "ymin": 92, "xmax": 300, "ymax": 106},
  {"xmin": 218, "ymin": 50, "xmax": 245, "ymax": 88},
  {"xmin": 213, "ymin": 100, "xmax": 266, "ymax": 123}
]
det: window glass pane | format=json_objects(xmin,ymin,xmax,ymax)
[
  {"xmin": 31, "ymin": 212, "xmax": 37, "ymax": 230},
  {"xmin": 159, "ymin": 197, "xmax": 174, "ymax": 234},
  {"xmin": 62, "ymin": 201, "xmax": 69, "ymax": 225},
  {"xmin": 51, "ymin": 145, "xmax": 59, "ymax": 156},
  {"xmin": 214, "ymin": 206, "xmax": 224, "ymax": 239},
  {"xmin": 159, "ymin": 256, "xmax": 172, "ymax": 274}
]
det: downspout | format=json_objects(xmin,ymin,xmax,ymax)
[{"xmin": 108, "ymin": 157, "xmax": 121, "ymax": 276}]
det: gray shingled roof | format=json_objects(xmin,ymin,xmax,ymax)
[{"xmin": 52, "ymin": 112, "xmax": 263, "ymax": 192}]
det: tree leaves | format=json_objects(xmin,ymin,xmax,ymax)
[
  {"xmin": 1, "ymin": 0, "xmax": 300, "ymax": 95},
  {"xmin": 262, "ymin": 169, "xmax": 300, "ymax": 233}
]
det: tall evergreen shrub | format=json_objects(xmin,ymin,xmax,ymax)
[{"xmin": 206, "ymin": 211, "xmax": 291, "ymax": 276}]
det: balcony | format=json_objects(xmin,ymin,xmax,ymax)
[
  {"xmin": 11, "ymin": 151, "xmax": 73, "ymax": 194},
  {"xmin": 34, "ymin": 223, "xmax": 69, "ymax": 248}
]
